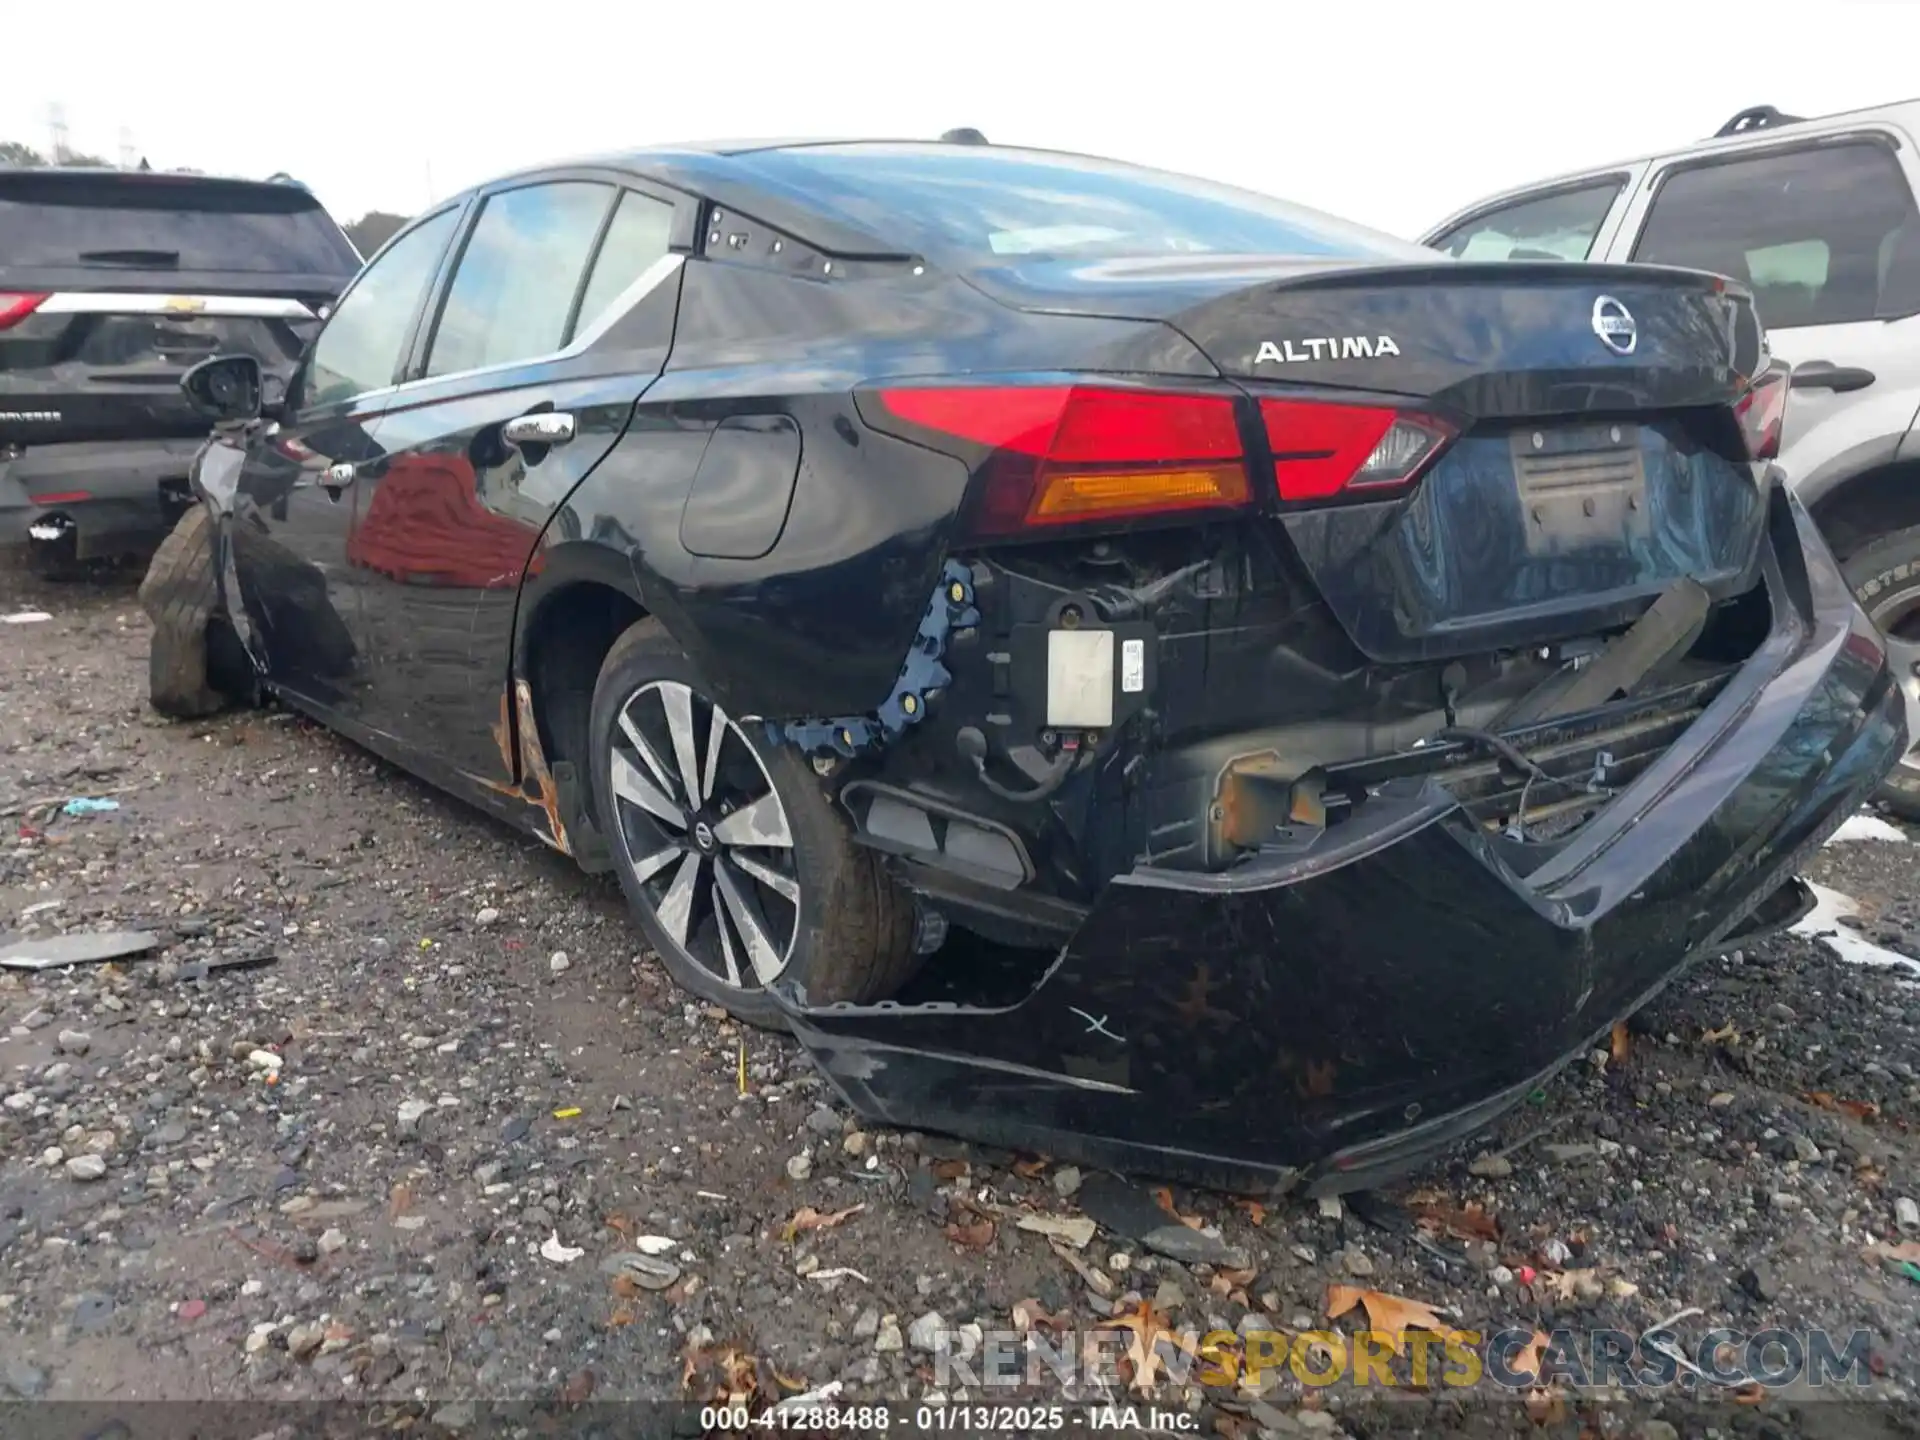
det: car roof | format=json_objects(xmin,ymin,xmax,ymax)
[
  {"xmin": 1424, "ymin": 94, "xmax": 1920, "ymax": 240},
  {"xmin": 0, "ymin": 165, "xmax": 319, "ymax": 195}
]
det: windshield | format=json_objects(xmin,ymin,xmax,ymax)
[
  {"xmin": 737, "ymin": 144, "xmax": 1431, "ymax": 263},
  {"xmin": 0, "ymin": 174, "xmax": 360, "ymax": 276}
]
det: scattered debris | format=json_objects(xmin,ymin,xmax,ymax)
[
  {"xmin": 1326, "ymin": 1285, "xmax": 1470, "ymax": 1353},
  {"xmin": 539, "ymin": 1233, "xmax": 584, "ymax": 1264},
  {"xmin": 633, "ymin": 1234, "xmax": 679, "ymax": 1256},
  {"xmin": 1826, "ymin": 813, "xmax": 1908, "ymax": 844},
  {"xmin": 61, "ymin": 797, "xmax": 121, "ymax": 816},
  {"xmin": 0, "ymin": 929, "xmax": 159, "ymax": 971},
  {"xmin": 782, "ymin": 1204, "xmax": 863, "ymax": 1241},
  {"xmin": 1014, "ymin": 1212, "xmax": 1098, "ymax": 1249},
  {"xmin": 1791, "ymin": 883, "xmax": 1920, "ymax": 976},
  {"xmin": 2, "ymin": 611, "xmax": 52, "ymax": 624}
]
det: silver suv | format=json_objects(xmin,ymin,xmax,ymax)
[{"xmin": 1425, "ymin": 100, "xmax": 1920, "ymax": 817}]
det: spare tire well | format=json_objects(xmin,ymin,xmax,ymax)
[
  {"xmin": 1808, "ymin": 459, "xmax": 1920, "ymax": 562},
  {"xmin": 519, "ymin": 582, "xmax": 649, "ymax": 859}
]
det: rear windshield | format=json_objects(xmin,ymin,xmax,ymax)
[
  {"xmin": 0, "ymin": 173, "xmax": 360, "ymax": 276},
  {"xmin": 736, "ymin": 145, "xmax": 1431, "ymax": 262}
]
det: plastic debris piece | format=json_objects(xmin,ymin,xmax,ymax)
[
  {"xmin": 539, "ymin": 1233, "xmax": 584, "ymax": 1264},
  {"xmin": 552, "ymin": 1107, "xmax": 581, "ymax": 1120},
  {"xmin": 61, "ymin": 797, "xmax": 120, "ymax": 816},
  {"xmin": 0, "ymin": 930, "xmax": 160, "ymax": 971},
  {"xmin": 2, "ymin": 611, "xmax": 51, "ymax": 624},
  {"xmin": 170, "ymin": 951, "xmax": 278, "ymax": 983},
  {"xmin": 633, "ymin": 1235, "xmax": 677, "ymax": 1256},
  {"xmin": 1898, "ymin": 1261, "xmax": 1920, "ymax": 1286}
]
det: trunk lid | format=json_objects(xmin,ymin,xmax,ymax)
[
  {"xmin": 971, "ymin": 257, "xmax": 1772, "ymax": 663},
  {"xmin": 0, "ymin": 170, "xmax": 358, "ymax": 447}
]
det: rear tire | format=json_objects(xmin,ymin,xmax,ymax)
[
  {"xmin": 139, "ymin": 507, "xmax": 240, "ymax": 720},
  {"xmin": 587, "ymin": 618, "xmax": 919, "ymax": 1029},
  {"xmin": 1842, "ymin": 524, "xmax": 1920, "ymax": 821}
]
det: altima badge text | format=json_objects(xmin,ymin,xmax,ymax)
[{"xmin": 1254, "ymin": 336, "xmax": 1401, "ymax": 365}]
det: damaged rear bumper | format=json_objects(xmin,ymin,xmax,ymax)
[{"xmin": 772, "ymin": 490, "xmax": 1906, "ymax": 1195}]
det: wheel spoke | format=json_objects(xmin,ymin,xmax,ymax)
[
  {"xmin": 712, "ymin": 790, "xmax": 792, "ymax": 848},
  {"xmin": 714, "ymin": 859, "xmax": 785, "ymax": 984},
  {"xmin": 661, "ymin": 683, "xmax": 705, "ymax": 810},
  {"xmin": 627, "ymin": 841, "xmax": 682, "ymax": 885},
  {"xmin": 655, "ymin": 851, "xmax": 703, "ymax": 947},
  {"xmin": 701, "ymin": 702, "xmax": 729, "ymax": 804},
  {"xmin": 713, "ymin": 903, "xmax": 744, "ymax": 986},
  {"xmin": 619, "ymin": 710, "xmax": 678, "ymax": 800},
  {"xmin": 611, "ymin": 750, "xmax": 685, "ymax": 829},
  {"xmin": 731, "ymin": 850, "xmax": 798, "ymax": 903}
]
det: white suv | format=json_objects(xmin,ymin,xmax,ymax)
[{"xmin": 1425, "ymin": 100, "xmax": 1920, "ymax": 817}]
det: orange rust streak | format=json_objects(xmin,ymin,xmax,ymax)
[{"xmin": 463, "ymin": 679, "xmax": 571, "ymax": 856}]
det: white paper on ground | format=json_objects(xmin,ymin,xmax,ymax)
[
  {"xmin": 1790, "ymin": 881, "xmax": 1920, "ymax": 978},
  {"xmin": 1825, "ymin": 813, "xmax": 1908, "ymax": 844}
]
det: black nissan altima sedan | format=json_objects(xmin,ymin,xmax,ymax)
[{"xmin": 142, "ymin": 135, "xmax": 1907, "ymax": 1195}]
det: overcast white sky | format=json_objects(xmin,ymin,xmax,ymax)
[{"xmin": 5, "ymin": 0, "xmax": 1916, "ymax": 237}]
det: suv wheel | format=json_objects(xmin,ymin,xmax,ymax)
[
  {"xmin": 587, "ymin": 619, "xmax": 919, "ymax": 1028},
  {"xmin": 1844, "ymin": 526, "xmax": 1920, "ymax": 820}
]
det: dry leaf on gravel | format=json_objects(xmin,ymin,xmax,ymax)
[
  {"xmin": 603, "ymin": 1212, "xmax": 632, "ymax": 1238},
  {"xmin": 1151, "ymin": 1186, "xmax": 1206, "ymax": 1231},
  {"xmin": 1013, "ymin": 1156, "xmax": 1050, "ymax": 1178},
  {"xmin": 1806, "ymin": 1090, "xmax": 1880, "ymax": 1120},
  {"xmin": 1325, "ymin": 1285, "xmax": 1468, "ymax": 1356},
  {"xmin": 1702, "ymin": 1021, "xmax": 1739, "ymax": 1045},
  {"xmin": 1012, "ymin": 1298, "xmax": 1069, "ymax": 1334},
  {"xmin": 1409, "ymin": 1198, "xmax": 1500, "ymax": 1242},
  {"xmin": 1610, "ymin": 1020, "xmax": 1630, "ymax": 1065},
  {"xmin": 931, "ymin": 1158, "xmax": 969, "ymax": 1181},
  {"xmin": 1231, "ymin": 1198, "xmax": 1267, "ymax": 1226},
  {"xmin": 944, "ymin": 1217, "xmax": 996, "ymax": 1250},
  {"xmin": 783, "ymin": 1204, "xmax": 864, "ymax": 1242},
  {"xmin": 1865, "ymin": 1240, "xmax": 1920, "ymax": 1265},
  {"xmin": 1507, "ymin": 1330, "xmax": 1552, "ymax": 1384},
  {"xmin": 1098, "ymin": 1298, "xmax": 1197, "ymax": 1396}
]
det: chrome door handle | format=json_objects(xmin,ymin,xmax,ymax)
[
  {"xmin": 320, "ymin": 462, "xmax": 356, "ymax": 493},
  {"xmin": 502, "ymin": 412, "xmax": 575, "ymax": 448}
]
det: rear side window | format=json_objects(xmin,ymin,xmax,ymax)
[
  {"xmin": 300, "ymin": 209, "xmax": 459, "ymax": 410},
  {"xmin": 425, "ymin": 182, "xmax": 615, "ymax": 377},
  {"xmin": 573, "ymin": 190, "xmax": 676, "ymax": 336},
  {"xmin": 1428, "ymin": 181, "xmax": 1622, "ymax": 261},
  {"xmin": 736, "ymin": 145, "xmax": 1431, "ymax": 262},
  {"xmin": 0, "ymin": 173, "xmax": 359, "ymax": 276},
  {"xmin": 1633, "ymin": 141, "xmax": 1920, "ymax": 327}
]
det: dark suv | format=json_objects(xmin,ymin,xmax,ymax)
[{"xmin": 0, "ymin": 167, "xmax": 361, "ymax": 569}]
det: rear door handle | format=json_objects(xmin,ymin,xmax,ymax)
[
  {"xmin": 1790, "ymin": 361, "xmax": 1876, "ymax": 393},
  {"xmin": 320, "ymin": 462, "xmax": 356, "ymax": 494},
  {"xmin": 502, "ymin": 411, "xmax": 575, "ymax": 448}
]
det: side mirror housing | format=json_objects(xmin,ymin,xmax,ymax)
[{"xmin": 182, "ymin": 355, "xmax": 274, "ymax": 423}]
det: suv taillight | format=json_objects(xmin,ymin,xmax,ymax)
[{"xmin": 0, "ymin": 293, "xmax": 49, "ymax": 330}]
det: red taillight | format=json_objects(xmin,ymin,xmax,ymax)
[
  {"xmin": 1259, "ymin": 399, "xmax": 1454, "ymax": 502},
  {"xmin": 0, "ymin": 292, "xmax": 50, "ymax": 330},
  {"xmin": 1736, "ymin": 366, "xmax": 1788, "ymax": 462},
  {"xmin": 874, "ymin": 385, "xmax": 1250, "ymax": 535}
]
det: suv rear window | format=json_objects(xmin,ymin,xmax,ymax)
[
  {"xmin": 0, "ymin": 173, "xmax": 360, "ymax": 276},
  {"xmin": 1428, "ymin": 180, "xmax": 1623, "ymax": 261},
  {"xmin": 737, "ymin": 144, "xmax": 1431, "ymax": 262}
]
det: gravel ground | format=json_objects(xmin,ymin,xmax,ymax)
[{"xmin": 3, "ymin": 562, "xmax": 1919, "ymax": 1438}]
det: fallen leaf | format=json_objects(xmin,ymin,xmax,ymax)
[
  {"xmin": 1508, "ymin": 1330, "xmax": 1552, "ymax": 1384},
  {"xmin": 603, "ymin": 1212, "xmax": 632, "ymax": 1239},
  {"xmin": 783, "ymin": 1203, "xmax": 865, "ymax": 1242},
  {"xmin": 773, "ymin": 1369, "xmax": 807, "ymax": 1393},
  {"xmin": 1523, "ymin": 1386, "xmax": 1566, "ymax": 1425},
  {"xmin": 1732, "ymin": 1381, "xmax": 1768, "ymax": 1405},
  {"xmin": 1806, "ymin": 1091, "xmax": 1881, "ymax": 1120},
  {"xmin": 1215, "ymin": 1415, "xmax": 1257, "ymax": 1440},
  {"xmin": 1015, "ymin": 1212, "xmax": 1098, "ymax": 1249},
  {"xmin": 1325, "ymin": 1285, "xmax": 1469, "ymax": 1356},
  {"xmin": 1864, "ymin": 1240, "xmax": 1920, "ymax": 1265},
  {"xmin": 606, "ymin": 1305, "xmax": 635, "ymax": 1328},
  {"xmin": 1232, "ymin": 1198, "xmax": 1267, "ymax": 1226},
  {"xmin": 931, "ymin": 1159, "xmax": 969, "ymax": 1182},
  {"xmin": 1610, "ymin": 1020, "xmax": 1630, "ymax": 1065},
  {"xmin": 387, "ymin": 1183, "xmax": 413, "ymax": 1219},
  {"xmin": 1218, "ymin": 1265, "xmax": 1258, "ymax": 1288},
  {"xmin": 944, "ymin": 1218, "xmax": 996, "ymax": 1250},
  {"xmin": 1097, "ymin": 1299, "xmax": 1197, "ymax": 1396},
  {"xmin": 1410, "ymin": 1199, "xmax": 1500, "ymax": 1242},
  {"xmin": 1151, "ymin": 1186, "xmax": 1205, "ymax": 1231},
  {"xmin": 1702, "ymin": 1021, "xmax": 1740, "ymax": 1045},
  {"xmin": 610, "ymin": 1274, "xmax": 641, "ymax": 1300},
  {"xmin": 560, "ymin": 1368, "xmax": 595, "ymax": 1406},
  {"xmin": 1013, "ymin": 1156, "xmax": 1050, "ymax": 1179},
  {"xmin": 1012, "ymin": 1297, "xmax": 1068, "ymax": 1334}
]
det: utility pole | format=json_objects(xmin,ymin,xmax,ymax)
[{"xmin": 47, "ymin": 103, "xmax": 69, "ymax": 164}]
